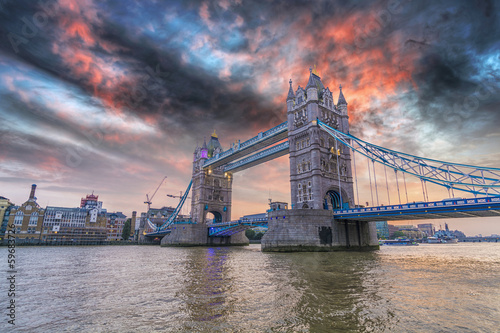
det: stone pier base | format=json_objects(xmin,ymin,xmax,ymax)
[
  {"xmin": 261, "ymin": 209, "xmax": 379, "ymax": 252},
  {"xmin": 160, "ymin": 223, "xmax": 249, "ymax": 247}
]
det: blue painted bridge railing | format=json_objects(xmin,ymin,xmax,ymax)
[
  {"xmin": 208, "ymin": 218, "xmax": 268, "ymax": 237},
  {"xmin": 334, "ymin": 196, "xmax": 500, "ymax": 221}
]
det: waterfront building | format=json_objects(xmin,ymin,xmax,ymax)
[
  {"xmin": 388, "ymin": 224, "xmax": 399, "ymax": 238},
  {"xmin": 418, "ymin": 223, "xmax": 435, "ymax": 236},
  {"xmin": 0, "ymin": 196, "xmax": 15, "ymax": 241},
  {"xmin": 106, "ymin": 211, "xmax": 127, "ymax": 241},
  {"xmin": 6, "ymin": 185, "xmax": 45, "ymax": 243},
  {"xmin": 375, "ymin": 221, "xmax": 389, "ymax": 239}
]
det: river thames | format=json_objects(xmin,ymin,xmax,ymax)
[{"xmin": 1, "ymin": 243, "xmax": 499, "ymax": 332}]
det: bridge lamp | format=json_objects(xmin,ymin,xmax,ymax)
[{"xmin": 208, "ymin": 169, "xmax": 212, "ymax": 175}]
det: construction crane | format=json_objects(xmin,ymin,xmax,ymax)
[
  {"xmin": 166, "ymin": 191, "xmax": 191, "ymax": 216},
  {"xmin": 166, "ymin": 191, "xmax": 191, "ymax": 201},
  {"xmin": 144, "ymin": 176, "xmax": 167, "ymax": 212}
]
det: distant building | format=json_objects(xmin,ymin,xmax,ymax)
[
  {"xmin": 106, "ymin": 211, "xmax": 127, "ymax": 241},
  {"xmin": 146, "ymin": 206, "xmax": 176, "ymax": 229},
  {"xmin": 418, "ymin": 223, "xmax": 434, "ymax": 236},
  {"xmin": 0, "ymin": 196, "xmax": 15, "ymax": 241},
  {"xmin": 6, "ymin": 185, "xmax": 45, "ymax": 243},
  {"xmin": 388, "ymin": 224, "xmax": 399, "ymax": 238},
  {"xmin": 375, "ymin": 221, "xmax": 389, "ymax": 239},
  {"xmin": 130, "ymin": 211, "xmax": 138, "ymax": 239},
  {"xmin": 398, "ymin": 225, "xmax": 417, "ymax": 231},
  {"xmin": 268, "ymin": 201, "xmax": 288, "ymax": 212}
]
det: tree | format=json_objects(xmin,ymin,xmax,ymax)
[
  {"xmin": 392, "ymin": 231, "xmax": 406, "ymax": 239},
  {"xmin": 245, "ymin": 229, "xmax": 256, "ymax": 240},
  {"xmin": 122, "ymin": 219, "xmax": 131, "ymax": 241}
]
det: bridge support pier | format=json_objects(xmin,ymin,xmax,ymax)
[
  {"xmin": 261, "ymin": 209, "xmax": 379, "ymax": 252},
  {"xmin": 160, "ymin": 223, "xmax": 249, "ymax": 247}
]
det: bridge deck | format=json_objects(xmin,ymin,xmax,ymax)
[
  {"xmin": 224, "ymin": 141, "xmax": 289, "ymax": 173},
  {"xmin": 334, "ymin": 197, "xmax": 500, "ymax": 222},
  {"xmin": 203, "ymin": 122, "xmax": 288, "ymax": 170}
]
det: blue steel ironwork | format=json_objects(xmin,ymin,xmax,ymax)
[
  {"xmin": 203, "ymin": 121, "xmax": 288, "ymax": 168},
  {"xmin": 317, "ymin": 119, "xmax": 500, "ymax": 197},
  {"xmin": 208, "ymin": 217, "xmax": 268, "ymax": 237},
  {"xmin": 223, "ymin": 141, "xmax": 290, "ymax": 172},
  {"xmin": 158, "ymin": 180, "xmax": 192, "ymax": 230},
  {"xmin": 146, "ymin": 180, "xmax": 193, "ymax": 233},
  {"xmin": 334, "ymin": 196, "xmax": 500, "ymax": 221}
]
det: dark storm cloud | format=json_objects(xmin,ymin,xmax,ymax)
[{"xmin": 0, "ymin": 0, "xmax": 288, "ymax": 139}]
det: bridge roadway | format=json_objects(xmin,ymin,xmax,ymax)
[
  {"xmin": 334, "ymin": 196, "xmax": 500, "ymax": 222},
  {"xmin": 203, "ymin": 121, "xmax": 288, "ymax": 170},
  {"xmin": 145, "ymin": 197, "xmax": 500, "ymax": 238}
]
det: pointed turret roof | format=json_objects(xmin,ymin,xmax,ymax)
[
  {"xmin": 337, "ymin": 84, "xmax": 347, "ymax": 105},
  {"xmin": 202, "ymin": 137, "xmax": 207, "ymax": 150},
  {"xmin": 305, "ymin": 67, "xmax": 316, "ymax": 90},
  {"xmin": 287, "ymin": 79, "xmax": 295, "ymax": 100},
  {"xmin": 305, "ymin": 66, "xmax": 325, "ymax": 92}
]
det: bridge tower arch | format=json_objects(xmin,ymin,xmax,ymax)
[{"xmin": 287, "ymin": 68, "xmax": 355, "ymax": 211}]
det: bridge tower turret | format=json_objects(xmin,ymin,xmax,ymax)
[{"xmin": 287, "ymin": 67, "xmax": 354, "ymax": 211}]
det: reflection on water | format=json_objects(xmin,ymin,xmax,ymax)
[{"xmin": 0, "ymin": 243, "xmax": 499, "ymax": 332}]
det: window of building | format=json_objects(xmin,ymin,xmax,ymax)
[
  {"xmin": 14, "ymin": 211, "xmax": 23, "ymax": 226},
  {"xmin": 29, "ymin": 212, "xmax": 38, "ymax": 226}
]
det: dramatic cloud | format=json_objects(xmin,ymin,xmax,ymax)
[{"xmin": 0, "ymin": 0, "xmax": 499, "ymax": 235}]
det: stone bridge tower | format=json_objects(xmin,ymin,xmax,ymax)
[
  {"xmin": 262, "ymin": 67, "xmax": 378, "ymax": 251},
  {"xmin": 287, "ymin": 67, "xmax": 355, "ymax": 211},
  {"xmin": 190, "ymin": 132, "xmax": 233, "ymax": 224}
]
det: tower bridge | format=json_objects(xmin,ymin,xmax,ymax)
[{"xmin": 141, "ymin": 67, "xmax": 500, "ymax": 251}]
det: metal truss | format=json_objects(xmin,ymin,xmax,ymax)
[
  {"xmin": 208, "ymin": 218, "xmax": 268, "ymax": 237},
  {"xmin": 317, "ymin": 119, "xmax": 500, "ymax": 197}
]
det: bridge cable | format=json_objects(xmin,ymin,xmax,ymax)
[
  {"xmin": 403, "ymin": 172, "xmax": 409, "ymax": 203},
  {"xmin": 335, "ymin": 139, "xmax": 343, "ymax": 209},
  {"xmin": 384, "ymin": 165, "xmax": 391, "ymax": 205},
  {"xmin": 395, "ymin": 169, "xmax": 402, "ymax": 205},
  {"xmin": 352, "ymin": 148, "xmax": 360, "ymax": 208},
  {"xmin": 372, "ymin": 160, "xmax": 380, "ymax": 206},
  {"xmin": 367, "ymin": 156, "xmax": 374, "ymax": 206}
]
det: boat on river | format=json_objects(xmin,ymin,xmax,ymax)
[
  {"xmin": 380, "ymin": 239, "xmax": 419, "ymax": 246},
  {"xmin": 427, "ymin": 223, "xmax": 459, "ymax": 243}
]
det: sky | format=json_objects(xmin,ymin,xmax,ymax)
[{"xmin": 0, "ymin": 0, "xmax": 499, "ymax": 236}]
